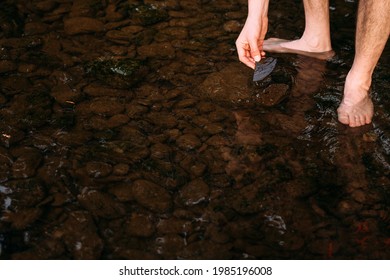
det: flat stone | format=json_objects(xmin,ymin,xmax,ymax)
[
  {"xmin": 0, "ymin": 60, "xmax": 17, "ymax": 73},
  {"xmin": 64, "ymin": 17, "xmax": 105, "ymax": 35},
  {"xmin": 132, "ymin": 179, "xmax": 172, "ymax": 213},
  {"xmin": 179, "ymin": 178, "xmax": 209, "ymax": 206},
  {"xmin": 176, "ymin": 134, "xmax": 202, "ymax": 150},
  {"xmin": 126, "ymin": 213, "xmax": 155, "ymax": 237}
]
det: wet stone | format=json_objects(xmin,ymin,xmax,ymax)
[
  {"xmin": 105, "ymin": 30, "xmax": 131, "ymax": 45},
  {"xmin": 51, "ymin": 86, "xmax": 80, "ymax": 105},
  {"xmin": 3, "ymin": 179, "xmax": 46, "ymax": 208},
  {"xmin": 34, "ymin": 1, "xmax": 58, "ymax": 12},
  {"xmin": 64, "ymin": 17, "xmax": 105, "ymax": 35},
  {"xmin": 85, "ymin": 58, "xmax": 147, "ymax": 89},
  {"xmin": 24, "ymin": 22, "xmax": 50, "ymax": 35},
  {"xmin": 155, "ymin": 234, "xmax": 185, "ymax": 258},
  {"xmin": 108, "ymin": 182, "xmax": 134, "ymax": 202},
  {"xmin": 112, "ymin": 163, "xmax": 130, "ymax": 176},
  {"xmin": 147, "ymin": 112, "xmax": 178, "ymax": 128},
  {"xmin": 2, "ymin": 208, "xmax": 43, "ymax": 230},
  {"xmin": 88, "ymin": 98, "xmax": 125, "ymax": 116},
  {"xmin": 338, "ymin": 199, "xmax": 362, "ymax": 215},
  {"xmin": 308, "ymin": 239, "xmax": 339, "ymax": 255},
  {"xmin": 204, "ymin": 123, "xmax": 224, "ymax": 135},
  {"xmin": 150, "ymin": 143, "xmax": 171, "ymax": 160},
  {"xmin": 223, "ymin": 20, "xmax": 243, "ymax": 33},
  {"xmin": 179, "ymin": 179, "xmax": 210, "ymax": 206},
  {"xmin": 83, "ymin": 84, "xmax": 131, "ymax": 97},
  {"xmin": 12, "ymin": 147, "xmax": 43, "ymax": 179},
  {"xmin": 351, "ymin": 190, "xmax": 367, "ymax": 204},
  {"xmin": 176, "ymin": 134, "xmax": 202, "ymax": 150},
  {"xmin": 128, "ymin": 4, "xmax": 169, "ymax": 26},
  {"xmin": 85, "ymin": 161, "xmax": 113, "ymax": 178},
  {"xmin": 59, "ymin": 211, "xmax": 103, "ymax": 259},
  {"xmin": 137, "ymin": 42, "xmax": 176, "ymax": 59},
  {"xmin": 156, "ymin": 218, "xmax": 192, "ymax": 235},
  {"xmin": 0, "ymin": 60, "xmax": 17, "ymax": 73},
  {"xmin": 132, "ymin": 179, "xmax": 172, "ymax": 213},
  {"xmin": 78, "ymin": 190, "xmax": 126, "ymax": 219},
  {"xmin": 197, "ymin": 64, "xmax": 252, "ymax": 103},
  {"xmin": 126, "ymin": 213, "xmax": 155, "ymax": 237},
  {"xmin": 255, "ymin": 84, "xmax": 289, "ymax": 107},
  {"xmin": 119, "ymin": 126, "xmax": 148, "ymax": 145},
  {"xmin": 18, "ymin": 63, "xmax": 38, "ymax": 73}
]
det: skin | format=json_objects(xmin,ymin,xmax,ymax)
[{"xmin": 236, "ymin": 0, "xmax": 390, "ymax": 127}]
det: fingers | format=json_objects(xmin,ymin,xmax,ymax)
[
  {"xmin": 236, "ymin": 40, "xmax": 256, "ymax": 69},
  {"xmin": 249, "ymin": 39, "xmax": 261, "ymax": 62}
]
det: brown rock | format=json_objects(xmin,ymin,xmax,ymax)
[
  {"xmin": 12, "ymin": 147, "xmax": 42, "ymax": 179},
  {"xmin": 223, "ymin": 20, "xmax": 243, "ymax": 33},
  {"xmin": 88, "ymin": 98, "xmax": 125, "ymax": 116},
  {"xmin": 156, "ymin": 218, "xmax": 192, "ymax": 235},
  {"xmin": 132, "ymin": 179, "xmax": 172, "ymax": 212},
  {"xmin": 0, "ymin": 60, "xmax": 17, "ymax": 73},
  {"xmin": 137, "ymin": 42, "xmax": 175, "ymax": 58},
  {"xmin": 197, "ymin": 64, "xmax": 251, "ymax": 103},
  {"xmin": 255, "ymin": 84, "xmax": 289, "ymax": 107},
  {"xmin": 150, "ymin": 143, "xmax": 171, "ymax": 159},
  {"xmin": 179, "ymin": 179, "xmax": 209, "ymax": 206},
  {"xmin": 112, "ymin": 163, "xmax": 130, "ymax": 176},
  {"xmin": 85, "ymin": 161, "xmax": 112, "ymax": 178},
  {"xmin": 59, "ymin": 211, "xmax": 103, "ymax": 259},
  {"xmin": 155, "ymin": 234, "xmax": 185, "ymax": 258},
  {"xmin": 126, "ymin": 213, "xmax": 155, "ymax": 237},
  {"xmin": 83, "ymin": 84, "xmax": 131, "ymax": 97},
  {"xmin": 24, "ymin": 22, "xmax": 49, "ymax": 35},
  {"xmin": 78, "ymin": 190, "xmax": 126, "ymax": 218},
  {"xmin": 64, "ymin": 17, "xmax": 105, "ymax": 35},
  {"xmin": 176, "ymin": 134, "xmax": 201, "ymax": 150},
  {"xmin": 147, "ymin": 112, "xmax": 177, "ymax": 128},
  {"xmin": 109, "ymin": 182, "xmax": 134, "ymax": 202}
]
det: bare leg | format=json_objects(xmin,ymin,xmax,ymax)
[
  {"xmin": 264, "ymin": 0, "xmax": 333, "ymax": 58},
  {"xmin": 337, "ymin": 0, "xmax": 390, "ymax": 127}
]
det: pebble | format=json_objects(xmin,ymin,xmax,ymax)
[
  {"xmin": 64, "ymin": 17, "xmax": 105, "ymax": 35},
  {"xmin": 0, "ymin": 60, "xmax": 17, "ymax": 73},
  {"xmin": 85, "ymin": 161, "xmax": 112, "ymax": 178},
  {"xmin": 179, "ymin": 178, "xmax": 210, "ymax": 206},
  {"xmin": 78, "ymin": 190, "xmax": 126, "ymax": 218},
  {"xmin": 132, "ymin": 180, "xmax": 172, "ymax": 213},
  {"xmin": 12, "ymin": 147, "xmax": 43, "ymax": 179},
  {"xmin": 176, "ymin": 134, "xmax": 202, "ymax": 150},
  {"xmin": 126, "ymin": 213, "xmax": 155, "ymax": 237}
]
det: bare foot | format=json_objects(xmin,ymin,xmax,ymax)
[
  {"xmin": 263, "ymin": 38, "xmax": 335, "ymax": 60},
  {"xmin": 337, "ymin": 74, "xmax": 374, "ymax": 127}
]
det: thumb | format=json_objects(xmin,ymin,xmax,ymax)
[{"xmin": 249, "ymin": 39, "xmax": 261, "ymax": 62}]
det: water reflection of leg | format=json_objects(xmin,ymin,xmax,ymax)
[{"xmin": 269, "ymin": 55, "xmax": 327, "ymax": 135}]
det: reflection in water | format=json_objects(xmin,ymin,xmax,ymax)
[{"xmin": 0, "ymin": 0, "xmax": 389, "ymax": 259}]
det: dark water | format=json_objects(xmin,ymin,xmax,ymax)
[{"xmin": 0, "ymin": 0, "xmax": 389, "ymax": 259}]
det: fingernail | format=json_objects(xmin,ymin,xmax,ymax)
[{"xmin": 254, "ymin": 55, "xmax": 261, "ymax": 62}]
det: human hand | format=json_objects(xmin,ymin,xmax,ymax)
[{"xmin": 236, "ymin": 16, "xmax": 268, "ymax": 69}]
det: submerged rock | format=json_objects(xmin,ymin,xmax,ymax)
[
  {"xmin": 0, "ymin": 1, "xmax": 24, "ymax": 37},
  {"xmin": 84, "ymin": 58, "xmax": 148, "ymax": 89},
  {"xmin": 197, "ymin": 63, "xmax": 290, "ymax": 106},
  {"xmin": 128, "ymin": 4, "xmax": 169, "ymax": 26},
  {"xmin": 64, "ymin": 17, "xmax": 105, "ymax": 35}
]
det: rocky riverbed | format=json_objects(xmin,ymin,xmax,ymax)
[{"xmin": 0, "ymin": 0, "xmax": 389, "ymax": 259}]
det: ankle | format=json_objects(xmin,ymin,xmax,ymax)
[
  {"xmin": 345, "ymin": 70, "xmax": 372, "ymax": 93},
  {"xmin": 301, "ymin": 32, "xmax": 332, "ymax": 52},
  {"xmin": 343, "ymin": 72, "xmax": 371, "ymax": 103}
]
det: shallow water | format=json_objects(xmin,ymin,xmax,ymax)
[{"xmin": 0, "ymin": 0, "xmax": 389, "ymax": 259}]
